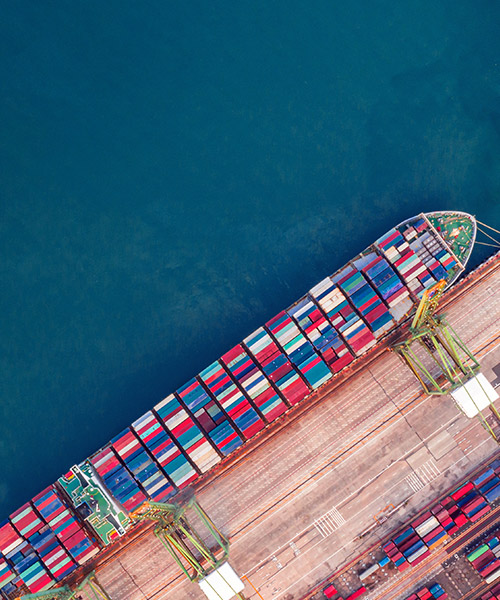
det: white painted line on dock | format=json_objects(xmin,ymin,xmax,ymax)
[{"xmin": 314, "ymin": 507, "xmax": 346, "ymax": 538}]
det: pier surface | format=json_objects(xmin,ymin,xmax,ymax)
[{"xmin": 81, "ymin": 255, "xmax": 500, "ymax": 600}]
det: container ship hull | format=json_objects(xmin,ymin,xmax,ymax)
[{"xmin": 0, "ymin": 211, "xmax": 477, "ymax": 596}]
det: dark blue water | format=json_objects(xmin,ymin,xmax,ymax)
[{"xmin": 1, "ymin": 1, "xmax": 499, "ymax": 517}]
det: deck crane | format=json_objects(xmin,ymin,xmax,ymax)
[
  {"xmin": 129, "ymin": 489, "xmax": 247, "ymax": 600},
  {"xmin": 393, "ymin": 280, "xmax": 500, "ymax": 439},
  {"xmin": 14, "ymin": 571, "xmax": 110, "ymax": 600}
]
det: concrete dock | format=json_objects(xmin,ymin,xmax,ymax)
[{"xmin": 78, "ymin": 254, "xmax": 500, "ymax": 600}]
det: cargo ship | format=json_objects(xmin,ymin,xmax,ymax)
[{"xmin": 0, "ymin": 211, "xmax": 477, "ymax": 596}]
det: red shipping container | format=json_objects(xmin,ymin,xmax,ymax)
[{"xmin": 451, "ymin": 482, "xmax": 474, "ymax": 500}]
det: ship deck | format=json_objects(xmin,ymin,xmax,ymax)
[
  {"xmin": 426, "ymin": 211, "xmax": 476, "ymax": 265},
  {"xmin": 73, "ymin": 252, "xmax": 500, "ymax": 600}
]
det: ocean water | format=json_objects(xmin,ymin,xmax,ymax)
[{"xmin": 0, "ymin": 1, "xmax": 499, "ymax": 517}]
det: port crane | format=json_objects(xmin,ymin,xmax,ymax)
[
  {"xmin": 129, "ymin": 489, "xmax": 247, "ymax": 600},
  {"xmin": 393, "ymin": 280, "xmax": 500, "ymax": 439},
  {"xmin": 15, "ymin": 571, "xmax": 110, "ymax": 600}
]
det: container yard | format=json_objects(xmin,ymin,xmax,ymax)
[{"xmin": 0, "ymin": 211, "xmax": 499, "ymax": 600}]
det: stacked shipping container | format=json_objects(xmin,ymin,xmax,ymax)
[
  {"xmin": 132, "ymin": 411, "xmax": 198, "ymax": 490},
  {"xmin": 110, "ymin": 428, "xmax": 176, "ymax": 501},
  {"xmin": 154, "ymin": 394, "xmax": 220, "ymax": 473},
  {"xmin": 221, "ymin": 345, "xmax": 288, "ymax": 422},
  {"xmin": 359, "ymin": 253, "xmax": 413, "ymax": 322},
  {"xmin": 310, "ymin": 278, "xmax": 375, "ymax": 356},
  {"xmin": 381, "ymin": 458, "xmax": 500, "ymax": 574},
  {"xmin": 266, "ymin": 311, "xmax": 333, "ymax": 390},
  {"xmin": 244, "ymin": 327, "xmax": 310, "ymax": 405},
  {"xmin": 176, "ymin": 378, "xmax": 243, "ymax": 456},
  {"xmin": 11, "ymin": 503, "xmax": 77, "ymax": 583},
  {"xmin": 478, "ymin": 584, "xmax": 500, "ymax": 600},
  {"xmin": 467, "ymin": 534, "xmax": 500, "ymax": 584},
  {"xmin": 199, "ymin": 361, "xmax": 265, "ymax": 439},
  {"xmin": 337, "ymin": 267, "xmax": 394, "ymax": 338},
  {"xmin": 0, "ymin": 520, "xmax": 53, "ymax": 594},
  {"xmin": 32, "ymin": 487, "xmax": 99, "ymax": 566},
  {"xmin": 288, "ymin": 298, "xmax": 354, "ymax": 373},
  {"xmin": 90, "ymin": 448, "xmax": 146, "ymax": 513},
  {"xmin": 405, "ymin": 584, "xmax": 448, "ymax": 600}
]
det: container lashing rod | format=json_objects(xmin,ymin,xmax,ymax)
[{"xmin": 16, "ymin": 571, "xmax": 111, "ymax": 600}]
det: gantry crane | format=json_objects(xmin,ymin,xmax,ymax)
[
  {"xmin": 393, "ymin": 280, "xmax": 480, "ymax": 394},
  {"xmin": 15, "ymin": 571, "xmax": 110, "ymax": 600},
  {"xmin": 130, "ymin": 489, "xmax": 247, "ymax": 600},
  {"xmin": 393, "ymin": 280, "xmax": 500, "ymax": 439}
]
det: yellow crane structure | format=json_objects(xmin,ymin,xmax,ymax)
[
  {"xmin": 393, "ymin": 280, "xmax": 499, "ymax": 439},
  {"xmin": 393, "ymin": 280, "xmax": 480, "ymax": 394},
  {"xmin": 129, "ymin": 490, "xmax": 247, "ymax": 600}
]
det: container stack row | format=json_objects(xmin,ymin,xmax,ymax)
[
  {"xmin": 376, "ymin": 228, "xmax": 435, "ymax": 298},
  {"xmin": 0, "ymin": 481, "xmax": 102, "ymax": 596},
  {"xmin": 0, "ymin": 520, "xmax": 52, "ymax": 594},
  {"xmin": 266, "ymin": 311, "xmax": 333, "ymax": 390},
  {"xmin": 110, "ymin": 428, "xmax": 175, "ymax": 501},
  {"xmin": 473, "ymin": 462, "xmax": 500, "ymax": 504},
  {"xmin": 478, "ymin": 582, "xmax": 500, "ymax": 600},
  {"xmin": 244, "ymin": 327, "xmax": 310, "ymax": 405},
  {"xmin": 380, "ymin": 458, "xmax": 500, "ymax": 578},
  {"xmin": 416, "ymin": 231, "xmax": 449, "ymax": 281},
  {"xmin": 337, "ymin": 267, "xmax": 394, "ymax": 338},
  {"xmin": 32, "ymin": 487, "xmax": 99, "ymax": 566},
  {"xmin": 359, "ymin": 253, "xmax": 413, "ymax": 322},
  {"xmin": 467, "ymin": 534, "xmax": 500, "ymax": 584},
  {"xmin": 221, "ymin": 345, "xmax": 288, "ymax": 422},
  {"xmin": 176, "ymin": 378, "xmax": 243, "ymax": 456},
  {"xmin": 199, "ymin": 361, "xmax": 265, "ymax": 439},
  {"xmin": 132, "ymin": 411, "xmax": 199, "ymax": 490},
  {"xmin": 405, "ymin": 584, "xmax": 448, "ymax": 600},
  {"xmin": 90, "ymin": 448, "xmax": 147, "ymax": 513},
  {"xmin": 10, "ymin": 502, "xmax": 77, "ymax": 584},
  {"xmin": 154, "ymin": 394, "xmax": 221, "ymax": 473},
  {"xmin": 345, "ymin": 587, "xmax": 367, "ymax": 600},
  {"xmin": 382, "ymin": 525, "xmax": 431, "ymax": 572},
  {"xmin": 309, "ymin": 278, "xmax": 375, "ymax": 356},
  {"xmin": 287, "ymin": 298, "xmax": 354, "ymax": 373},
  {"xmin": 448, "ymin": 479, "xmax": 491, "ymax": 522}
]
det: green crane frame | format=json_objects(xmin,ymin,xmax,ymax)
[{"xmin": 15, "ymin": 571, "xmax": 110, "ymax": 600}]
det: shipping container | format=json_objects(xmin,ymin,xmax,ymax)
[
  {"xmin": 154, "ymin": 394, "xmax": 220, "ymax": 473},
  {"xmin": 132, "ymin": 411, "xmax": 198, "ymax": 490},
  {"xmin": 110, "ymin": 427, "xmax": 177, "ymax": 501},
  {"xmin": 309, "ymin": 278, "xmax": 375, "ymax": 356},
  {"xmin": 266, "ymin": 311, "xmax": 333, "ymax": 389},
  {"xmin": 176, "ymin": 378, "xmax": 243, "ymax": 456},
  {"xmin": 287, "ymin": 298, "xmax": 354, "ymax": 373},
  {"xmin": 199, "ymin": 361, "xmax": 265, "ymax": 439},
  {"xmin": 90, "ymin": 447, "xmax": 147, "ymax": 514},
  {"xmin": 221, "ymin": 344, "xmax": 288, "ymax": 422},
  {"xmin": 244, "ymin": 327, "xmax": 309, "ymax": 405},
  {"xmin": 32, "ymin": 487, "xmax": 100, "ymax": 566}
]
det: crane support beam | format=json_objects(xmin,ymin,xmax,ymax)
[{"xmin": 16, "ymin": 572, "xmax": 111, "ymax": 600}]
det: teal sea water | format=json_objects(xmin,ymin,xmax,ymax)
[{"xmin": 1, "ymin": 1, "xmax": 499, "ymax": 517}]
